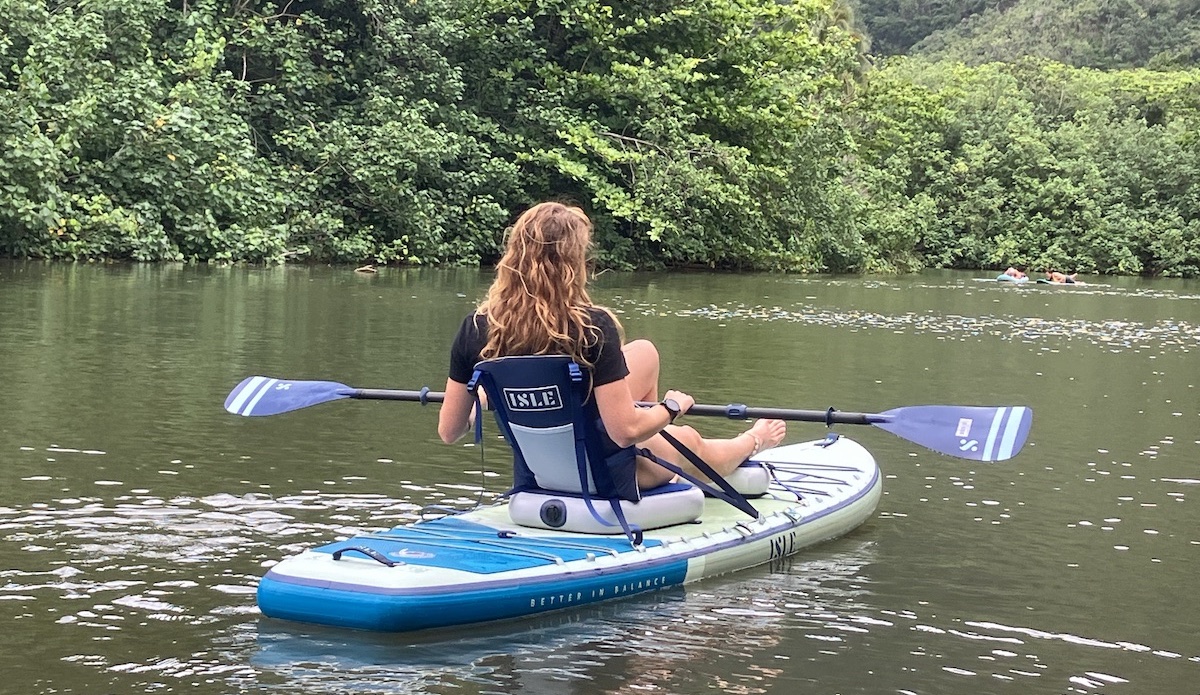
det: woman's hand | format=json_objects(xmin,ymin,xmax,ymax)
[{"xmin": 663, "ymin": 389, "xmax": 694, "ymax": 416}]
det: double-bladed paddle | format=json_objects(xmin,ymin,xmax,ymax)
[{"xmin": 224, "ymin": 376, "xmax": 1032, "ymax": 462}]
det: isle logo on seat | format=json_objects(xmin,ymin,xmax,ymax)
[{"xmin": 503, "ymin": 385, "xmax": 563, "ymax": 411}]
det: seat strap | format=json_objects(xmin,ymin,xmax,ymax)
[
  {"xmin": 567, "ymin": 363, "xmax": 643, "ymax": 546},
  {"xmin": 465, "ymin": 369, "xmax": 486, "ymax": 444},
  {"xmin": 649, "ymin": 430, "xmax": 760, "ymax": 519}
]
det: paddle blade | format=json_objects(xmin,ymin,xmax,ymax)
[
  {"xmin": 874, "ymin": 405, "xmax": 1032, "ymax": 461},
  {"xmin": 224, "ymin": 376, "xmax": 354, "ymax": 417}
]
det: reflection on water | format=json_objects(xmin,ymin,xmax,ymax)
[{"xmin": 2, "ymin": 262, "xmax": 1199, "ymax": 694}]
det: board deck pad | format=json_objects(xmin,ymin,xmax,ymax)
[{"xmin": 314, "ymin": 517, "xmax": 659, "ymax": 574}]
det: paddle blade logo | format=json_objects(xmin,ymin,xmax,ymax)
[
  {"xmin": 503, "ymin": 386, "xmax": 563, "ymax": 411},
  {"xmin": 956, "ymin": 418, "xmax": 980, "ymax": 452},
  {"xmin": 951, "ymin": 407, "xmax": 1031, "ymax": 461}
]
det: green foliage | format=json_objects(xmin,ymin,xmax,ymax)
[
  {"xmin": 450, "ymin": 0, "xmax": 870, "ymax": 270},
  {"xmin": 847, "ymin": 58, "xmax": 1200, "ymax": 276},
  {"xmin": 2, "ymin": 0, "xmax": 1197, "ymax": 276},
  {"xmin": 0, "ymin": 0, "xmax": 298, "ymax": 261},
  {"xmin": 0, "ymin": 0, "xmax": 871, "ymax": 270}
]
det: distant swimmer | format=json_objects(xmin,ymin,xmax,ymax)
[
  {"xmin": 1004, "ymin": 267, "xmax": 1027, "ymax": 280},
  {"xmin": 1044, "ymin": 270, "xmax": 1077, "ymax": 284}
]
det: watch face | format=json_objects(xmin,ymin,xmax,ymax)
[{"xmin": 664, "ymin": 398, "xmax": 680, "ymax": 416}]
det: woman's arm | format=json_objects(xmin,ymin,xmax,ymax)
[
  {"xmin": 438, "ymin": 378, "xmax": 475, "ymax": 444},
  {"xmin": 593, "ymin": 379, "xmax": 694, "ymax": 448}
]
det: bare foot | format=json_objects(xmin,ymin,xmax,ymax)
[{"xmin": 744, "ymin": 419, "xmax": 786, "ymax": 454}]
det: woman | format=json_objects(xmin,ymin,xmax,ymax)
[{"xmin": 437, "ymin": 201, "xmax": 786, "ymax": 490}]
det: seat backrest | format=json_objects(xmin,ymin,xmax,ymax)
[{"xmin": 470, "ymin": 355, "xmax": 637, "ymax": 500}]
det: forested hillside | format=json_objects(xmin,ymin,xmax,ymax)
[
  {"xmin": 842, "ymin": 0, "xmax": 1200, "ymax": 277},
  {"xmin": 854, "ymin": 0, "xmax": 1200, "ymax": 68},
  {"xmin": 850, "ymin": 0, "xmax": 1006, "ymax": 56}
]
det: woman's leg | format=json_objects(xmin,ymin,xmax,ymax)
[
  {"xmin": 634, "ymin": 419, "xmax": 787, "ymax": 489},
  {"xmin": 622, "ymin": 339, "xmax": 660, "ymax": 403}
]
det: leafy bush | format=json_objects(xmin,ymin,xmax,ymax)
[{"xmin": 847, "ymin": 58, "xmax": 1200, "ymax": 276}]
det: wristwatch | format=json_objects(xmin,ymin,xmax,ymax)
[{"xmin": 660, "ymin": 398, "xmax": 681, "ymax": 424}]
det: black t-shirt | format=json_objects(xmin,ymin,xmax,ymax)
[{"xmin": 448, "ymin": 308, "xmax": 630, "ymax": 387}]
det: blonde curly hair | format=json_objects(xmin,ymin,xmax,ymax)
[{"xmin": 478, "ymin": 202, "xmax": 614, "ymax": 369}]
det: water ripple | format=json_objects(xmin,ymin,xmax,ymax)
[{"xmin": 612, "ymin": 298, "xmax": 1200, "ymax": 355}]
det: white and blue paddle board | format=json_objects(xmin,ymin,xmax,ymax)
[{"xmin": 257, "ymin": 435, "xmax": 882, "ymax": 632}]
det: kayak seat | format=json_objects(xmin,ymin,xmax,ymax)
[
  {"xmin": 469, "ymin": 355, "xmax": 706, "ymax": 541},
  {"xmin": 508, "ymin": 482, "xmax": 704, "ymax": 534}
]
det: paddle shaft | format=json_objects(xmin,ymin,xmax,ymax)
[
  {"xmin": 356, "ymin": 388, "xmax": 445, "ymax": 404},
  {"xmin": 687, "ymin": 404, "xmax": 888, "ymax": 425},
  {"xmin": 349, "ymin": 388, "xmax": 889, "ymax": 425}
]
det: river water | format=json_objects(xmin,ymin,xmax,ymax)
[{"xmin": 1, "ymin": 261, "xmax": 1197, "ymax": 694}]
